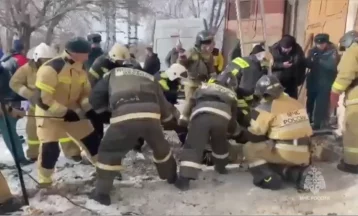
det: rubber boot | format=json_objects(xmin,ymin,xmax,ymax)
[
  {"xmin": 337, "ymin": 160, "xmax": 358, "ymax": 174},
  {"xmin": 250, "ymin": 164, "xmax": 283, "ymax": 190},
  {"xmin": 89, "ymin": 190, "xmax": 111, "ymax": 206},
  {"xmin": 284, "ymin": 166, "xmax": 313, "ymax": 192},
  {"xmin": 0, "ymin": 198, "xmax": 24, "ymax": 215},
  {"xmin": 215, "ymin": 165, "xmax": 228, "ymax": 174},
  {"xmin": 174, "ymin": 176, "xmax": 190, "ymax": 191},
  {"xmin": 167, "ymin": 171, "xmax": 177, "ymax": 184}
]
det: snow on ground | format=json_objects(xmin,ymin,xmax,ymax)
[{"xmin": 1, "ymin": 104, "xmax": 357, "ymax": 215}]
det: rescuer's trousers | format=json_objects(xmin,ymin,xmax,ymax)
[
  {"xmin": 26, "ymin": 110, "xmax": 81, "ymax": 160},
  {"xmin": 95, "ymin": 118, "xmax": 177, "ymax": 195},
  {"xmin": 342, "ymin": 104, "xmax": 358, "ymax": 165},
  {"xmin": 179, "ymin": 113, "xmax": 230, "ymax": 179},
  {"xmin": 243, "ymin": 139, "xmax": 311, "ymax": 185},
  {"xmin": 37, "ymin": 119, "xmax": 100, "ymax": 186}
]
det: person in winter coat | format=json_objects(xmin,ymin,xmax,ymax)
[
  {"xmin": 34, "ymin": 37, "xmax": 102, "ymax": 187},
  {"xmin": 165, "ymin": 40, "xmax": 185, "ymax": 68},
  {"xmin": 84, "ymin": 33, "xmax": 104, "ymax": 70},
  {"xmin": 0, "ymin": 40, "xmax": 30, "ymax": 165},
  {"xmin": 10, "ymin": 43, "xmax": 82, "ymax": 162},
  {"xmin": 269, "ymin": 35, "xmax": 306, "ymax": 99},
  {"xmin": 306, "ymin": 34, "xmax": 339, "ymax": 130},
  {"xmin": 143, "ymin": 46, "xmax": 161, "ymax": 75}
]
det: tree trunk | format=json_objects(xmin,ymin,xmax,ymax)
[
  {"xmin": 17, "ymin": 24, "xmax": 33, "ymax": 53},
  {"xmin": 5, "ymin": 29, "xmax": 14, "ymax": 52},
  {"xmin": 214, "ymin": 0, "xmax": 224, "ymax": 27},
  {"xmin": 209, "ymin": 0, "xmax": 217, "ymax": 28}
]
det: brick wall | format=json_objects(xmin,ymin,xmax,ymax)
[{"xmin": 223, "ymin": 0, "xmax": 285, "ymax": 59}]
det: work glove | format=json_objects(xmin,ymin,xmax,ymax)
[
  {"xmin": 330, "ymin": 92, "xmax": 340, "ymax": 110},
  {"xmin": 178, "ymin": 115, "xmax": 188, "ymax": 127},
  {"xmin": 63, "ymin": 109, "xmax": 80, "ymax": 122}
]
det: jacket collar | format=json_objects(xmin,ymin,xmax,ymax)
[{"xmin": 62, "ymin": 51, "xmax": 75, "ymax": 64}]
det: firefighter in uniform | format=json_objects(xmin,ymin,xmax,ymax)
[
  {"xmin": 0, "ymin": 171, "xmax": 23, "ymax": 214},
  {"xmin": 88, "ymin": 43, "xmax": 131, "ymax": 139},
  {"xmin": 223, "ymin": 44, "xmax": 268, "ymax": 94},
  {"xmin": 243, "ymin": 75, "xmax": 312, "ymax": 190},
  {"xmin": 175, "ymin": 72, "xmax": 240, "ymax": 191},
  {"xmin": 9, "ymin": 43, "xmax": 82, "ymax": 162},
  {"xmin": 179, "ymin": 30, "xmax": 216, "ymax": 100},
  {"xmin": 89, "ymin": 59, "xmax": 177, "ymax": 205},
  {"xmin": 331, "ymin": 30, "xmax": 358, "ymax": 174},
  {"xmin": 34, "ymin": 37, "xmax": 102, "ymax": 187},
  {"xmin": 154, "ymin": 63, "xmax": 188, "ymax": 144}
]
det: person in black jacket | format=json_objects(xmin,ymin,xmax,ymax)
[
  {"xmin": 269, "ymin": 35, "xmax": 306, "ymax": 99},
  {"xmin": 143, "ymin": 46, "xmax": 160, "ymax": 75},
  {"xmin": 85, "ymin": 33, "xmax": 104, "ymax": 70}
]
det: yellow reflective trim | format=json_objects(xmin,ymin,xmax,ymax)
[
  {"xmin": 28, "ymin": 140, "xmax": 40, "ymax": 145},
  {"xmin": 101, "ymin": 67, "xmax": 109, "ymax": 73},
  {"xmin": 180, "ymin": 161, "xmax": 202, "ymax": 169},
  {"xmin": 231, "ymin": 68, "xmax": 239, "ymax": 76},
  {"xmin": 89, "ymin": 68, "xmax": 100, "ymax": 79},
  {"xmin": 58, "ymin": 137, "xmax": 72, "ymax": 143},
  {"xmin": 35, "ymin": 81, "xmax": 55, "ymax": 94},
  {"xmin": 332, "ymin": 82, "xmax": 345, "ymax": 91},
  {"xmin": 153, "ymin": 150, "xmax": 172, "ymax": 163},
  {"xmin": 237, "ymin": 99, "xmax": 248, "ymax": 108},
  {"xmin": 96, "ymin": 162, "xmax": 123, "ymax": 171},
  {"xmin": 232, "ymin": 58, "xmax": 249, "ymax": 68},
  {"xmin": 244, "ymin": 95, "xmax": 254, "ymax": 101},
  {"xmin": 160, "ymin": 72, "xmax": 168, "ymax": 78},
  {"xmin": 208, "ymin": 78, "xmax": 216, "ymax": 83},
  {"xmin": 58, "ymin": 77, "xmax": 71, "ymax": 84},
  {"xmin": 344, "ymin": 147, "xmax": 358, "ymax": 153},
  {"xmin": 264, "ymin": 177, "xmax": 272, "ymax": 182},
  {"xmin": 159, "ymin": 79, "xmax": 170, "ymax": 91},
  {"xmin": 242, "ymin": 110, "xmax": 249, "ymax": 115}
]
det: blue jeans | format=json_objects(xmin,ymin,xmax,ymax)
[{"xmin": 0, "ymin": 114, "xmax": 27, "ymax": 162}]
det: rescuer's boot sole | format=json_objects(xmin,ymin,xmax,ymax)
[
  {"xmin": 337, "ymin": 160, "xmax": 358, "ymax": 174},
  {"xmin": 174, "ymin": 176, "xmax": 190, "ymax": 191},
  {"xmin": 167, "ymin": 172, "xmax": 177, "ymax": 184}
]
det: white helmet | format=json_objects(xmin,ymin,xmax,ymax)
[
  {"xmin": 33, "ymin": 43, "xmax": 57, "ymax": 62},
  {"xmin": 165, "ymin": 63, "xmax": 188, "ymax": 81},
  {"xmin": 108, "ymin": 43, "xmax": 130, "ymax": 62}
]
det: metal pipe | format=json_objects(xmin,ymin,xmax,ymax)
[{"xmin": 235, "ymin": 0, "xmax": 245, "ymax": 56}]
